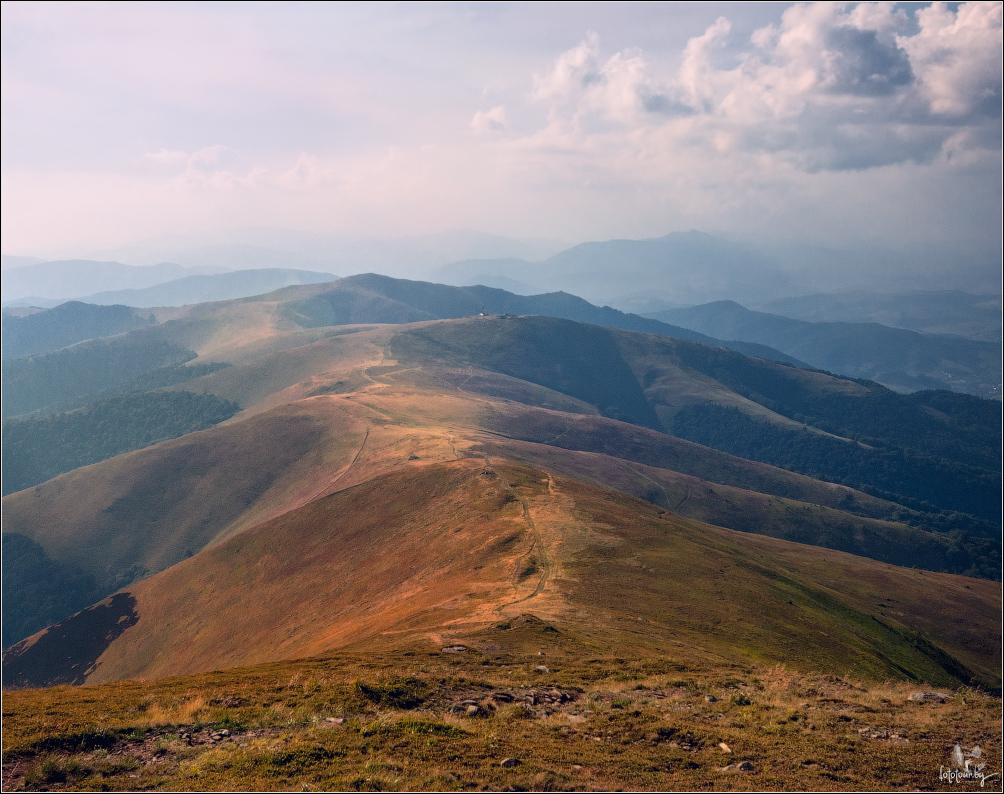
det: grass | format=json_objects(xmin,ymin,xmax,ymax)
[{"xmin": 3, "ymin": 653, "xmax": 1000, "ymax": 791}]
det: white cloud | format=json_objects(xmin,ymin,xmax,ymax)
[
  {"xmin": 1, "ymin": 3, "xmax": 999, "ymax": 256},
  {"xmin": 900, "ymin": 1, "xmax": 1003, "ymax": 116},
  {"xmin": 471, "ymin": 105, "xmax": 508, "ymax": 133},
  {"xmin": 515, "ymin": 2, "xmax": 1000, "ymax": 174}
]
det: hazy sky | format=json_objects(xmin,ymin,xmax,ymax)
[{"xmin": 2, "ymin": 2, "xmax": 1001, "ymax": 257}]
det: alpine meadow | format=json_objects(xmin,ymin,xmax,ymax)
[{"xmin": 1, "ymin": 3, "xmax": 1001, "ymax": 792}]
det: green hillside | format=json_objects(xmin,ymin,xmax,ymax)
[
  {"xmin": 2, "ymin": 390, "xmax": 240, "ymax": 495},
  {"xmin": 1, "ymin": 301, "xmax": 153, "ymax": 360}
]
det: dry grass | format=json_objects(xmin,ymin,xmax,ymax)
[{"xmin": 3, "ymin": 651, "xmax": 1000, "ymax": 791}]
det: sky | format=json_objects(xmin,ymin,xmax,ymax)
[{"xmin": 1, "ymin": 1, "xmax": 1001, "ymax": 259}]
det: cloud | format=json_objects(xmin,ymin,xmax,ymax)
[
  {"xmin": 471, "ymin": 105, "xmax": 508, "ymax": 133},
  {"xmin": 900, "ymin": 1, "xmax": 1003, "ymax": 117},
  {"xmin": 1, "ymin": 3, "xmax": 998, "ymax": 256},
  {"xmin": 516, "ymin": 3, "xmax": 1000, "ymax": 173}
]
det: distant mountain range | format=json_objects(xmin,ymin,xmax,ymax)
[
  {"xmin": 1, "ymin": 260, "xmax": 228, "ymax": 305},
  {"xmin": 72, "ymin": 268, "xmax": 338, "ymax": 308},
  {"xmin": 10, "ymin": 228, "xmax": 999, "ymax": 313},
  {"xmin": 1, "ymin": 262, "xmax": 338, "ymax": 309},
  {"xmin": 433, "ymin": 231, "xmax": 1002, "ymax": 308},
  {"xmin": 648, "ymin": 300, "xmax": 1002, "ymax": 399},
  {"xmin": 758, "ymin": 290, "xmax": 1002, "ymax": 343}
]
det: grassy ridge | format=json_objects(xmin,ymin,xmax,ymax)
[
  {"xmin": 5, "ymin": 460, "xmax": 997, "ymax": 690},
  {"xmin": 471, "ymin": 436, "xmax": 1000, "ymax": 579},
  {"xmin": 392, "ymin": 318, "xmax": 665, "ymax": 430},
  {"xmin": 1, "ymin": 404, "xmax": 366, "ymax": 647}
]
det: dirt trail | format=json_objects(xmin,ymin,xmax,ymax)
[
  {"xmin": 489, "ymin": 460, "xmax": 551, "ymax": 611},
  {"xmin": 295, "ymin": 426, "xmax": 371, "ymax": 509}
]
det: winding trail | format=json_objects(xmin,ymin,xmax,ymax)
[{"xmin": 489, "ymin": 459, "xmax": 552, "ymax": 612}]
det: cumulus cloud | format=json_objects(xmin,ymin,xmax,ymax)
[
  {"xmin": 518, "ymin": 2, "xmax": 1001, "ymax": 172},
  {"xmin": 900, "ymin": 1, "xmax": 1003, "ymax": 117}
]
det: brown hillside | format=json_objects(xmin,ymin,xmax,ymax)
[
  {"xmin": 4, "ymin": 346, "xmax": 980, "ymax": 629},
  {"xmin": 5, "ymin": 460, "xmax": 998, "ymax": 691}
]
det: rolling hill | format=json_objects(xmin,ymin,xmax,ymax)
[
  {"xmin": 1, "ymin": 302, "xmax": 154, "ymax": 360},
  {"xmin": 73, "ymin": 268, "xmax": 339, "ymax": 308},
  {"xmin": 5, "ymin": 459, "xmax": 999, "ymax": 692},
  {"xmin": 0, "ymin": 260, "xmax": 227, "ymax": 305},
  {"xmin": 648, "ymin": 300, "xmax": 1002, "ymax": 398},
  {"xmin": 759, "ymin": 290, "xmax": 1002, "ymax": 343},
  {"xmin": 2, "ymin": 275, "xmax": 999, "ymax": 699}
]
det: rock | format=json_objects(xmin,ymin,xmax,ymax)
[
  {"xmin": 461, "ymin": 700, "xmax": 478, "ymax": 706},
  {"xmin": 325, "ymin": 717, "xmax": 346, "ymax": 725},
  {"xmin": 534, "ymin": 665, "xmax": 549, "ymax": 673},
  {"xmin": 572, "ymin": 765, "xmax": 583, "ymax": 771},
  {"xmin": 705, "ymin": 695, "xmax": 718, "ymax": 703},
  {"xmin": 719, "ymin": 742, "xmax": 732, "ymax": 753},
  {"xmin": 500, "ymin": 758, "xmax": 518, "ymax": 768},
  {"xmin": 441, "ymin": 645, "xmax": 467, "ymax": 654},
  {"xmin": 492, "ymin": 692, "xmax": 514, "ymax": 703},
  {"xmin": 466, "ymin": 705, "xmax": 479, "ymax": 716},
  {"xmin": 909, "ymin": 691, "xmax": 951, "ymax": 702},
  {"xmin": 219, "ymin": 729, "xmax": 230, "ymax": 737},
  {"xmin": 718, "ymin": 764, "xmax": 737, "ymax": 773},
  {"xmin": 738, "ymin": 761, "xmax": 754, "ymax": 772}
]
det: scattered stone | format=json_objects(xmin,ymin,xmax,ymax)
[
  {"xmin": 325, "ymin": 717, "xmax": 346, "ymax": 725},
  {"xmin": 718, "ymin": 764, "xmax": 738, "ymax": 773},
  {"xmin": 461, "ymin": 700, "xmax": 478, "ymax": 706},
  {"xmin": 719, "ymin": 742, "xmax": 732, "ymax": 753},
  {"xmin": 492, "ymin": 692, "xmax": 514, "ymax": 703},
  {"xmin": 441, "ymin": 645, "xmax": 467, "ymax": 654},
  {"xmin": 909, "ymin": 691, "xmax": 951, "ymax": 703},
  {"xmin": 572, "ymin": 765, "xmax": 583, "ymax": 771},
  {"xmin": 500, "ymin": 758, "xmax": 519, "ymax": 768},
  {"xmin": 466, "ymin": 705, "xmax": 479, "ymax": 716},
  {"xmin": 705, "ymin": 695, "xmax": 718, "ymax": 703},
  {"xmin": 738, "ymin": 761, "xmax": 754, "ymax": 772},
  {"xmin": 219, "ymin": 729, "xmax": 230, "ymax": 737},
  {"xmin": 534, "ymin": 665, "xmax": 549, "ymax": 673}
]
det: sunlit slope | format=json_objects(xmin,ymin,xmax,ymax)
[
  {"xmin": 2, "ymin": 401, "xmax": 369, "ymax": 596},
  {"xmin": 5, "ymin": 460, "xmax": 998, "ymax": 691},
  {"xmin": 5, "ymin": 322, "xmax": 996, "ymax": 648}
]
